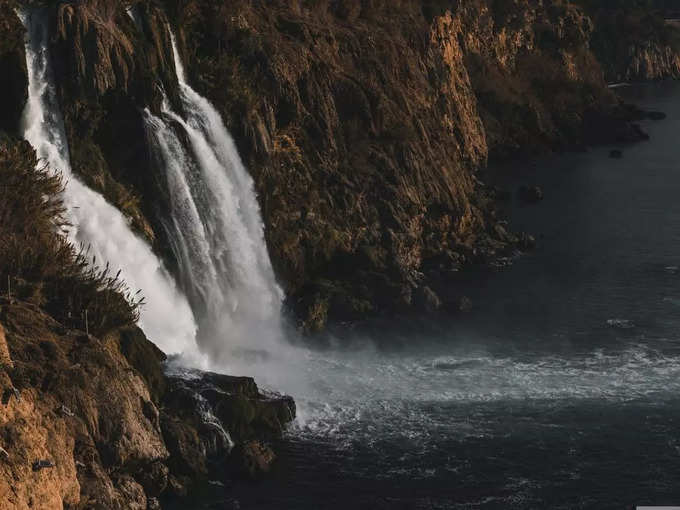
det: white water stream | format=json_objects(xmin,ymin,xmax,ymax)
[
  {"xmin": 144, "ymin": 31, "xmax": 283, "ymax": 364},
  {"xmin": 19, "ymin": 9, "xmax": 197, "ymax": 354}
]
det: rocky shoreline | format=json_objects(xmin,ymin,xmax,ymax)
[{"xmin": 0, "ymin": 297, "xmax": 295, "ymax": 509}]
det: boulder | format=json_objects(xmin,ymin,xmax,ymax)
[
  {"xmin": 609, "ymin": 149, "xmax": 623, "ymax": 159},
  {"xmin": 458, "ymin": 296, "xmax": 473, "ymax": 313},
  {"xmin": 229, "ymin": 441, "xmax": 276, "ymax": 479},
  {"xmin": 136, "ymin": 461, "xmax": 169, "ymax": 497},
  {"xmin": 415, "ymin": 286, "xmax": 442, "ymax": 313},
  {"xmin": 161, "ymin": 370, "xmax": 295, "ymax": 487}
]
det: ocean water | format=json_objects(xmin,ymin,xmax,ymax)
[{"xmin": 172, "ymin": 81, "xmax": 680, "ymax": 509}]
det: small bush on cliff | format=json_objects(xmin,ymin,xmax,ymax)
[{"xmin": 0, "ymin": 139, "xmax": 141, "ymax": 335}]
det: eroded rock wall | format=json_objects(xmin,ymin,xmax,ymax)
[
  {"xmin": 0, "ymin": 0, "xmax": 27, "ymax": 136},
  {"xmin": 0, "ymin": 298, "xmax": 295, "ymax": 509},
  {"xmin": 2, "ymin": 0, "xmax": 672, "ymax": 332},
  {"xmin": 581, "ymin": 2, "xmax": 680, "ymax": 82},
  {"xmin": 164, "ymin": 0, "xmax": 629, "ymax": 330},
  {"xmin": 50, "ymin": 0, "xmax": 181, "ymax": 242}
]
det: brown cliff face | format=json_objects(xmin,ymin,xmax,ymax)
[
  {"xmin": 458, "ymin": 1, "xmax": 613, "ymax": 158},
  {"xmin": 0, "ymin": 299, "xmax": 295, "ymax": 509},
  {"xmin": 165, "ymin": 0, "xmax": 511, "ymax": 331},
  {"xmin": 582, "ymin": 5, "xmax": 680, "ymax": 82},
  {"xmin": 0, "ymin": 302, "xmax": 165, "ymax": 509},
  {"xmin": 0, "ymin": 138, "xmax": 295, "ymax": 508},
  {"xmin": 164, "ymin": 0, "xmax": 637, "ymax": 331},
  {"xmin": 4, "ymin": 0, "xmax": 664, "ymax": 334},
  {"xmin": 49, "ymin": 0, "xmax": 181, "ymax": 242},
  {"xmin": 619, "ymin": 43, "xmax": 680, "ymax": 81},
  {"xmin": 0, "ymin": 1, "xmax": 27, "ymax": 136}
]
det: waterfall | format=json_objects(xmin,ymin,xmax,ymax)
[
  {"xmin": 144, "ymin": 31, "xmax": 283, "ymax": 360},
  {"xmin": 19, "ymin": 9, "xmax": 197, "ymax": 355}
]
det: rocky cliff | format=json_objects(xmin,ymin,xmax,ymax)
[
  {"xmin": 1, "ymin": 0, "xmax": 667, "ymax": 334},
  {"xmin": 0, "ymin": 298, "xmax": 295, "ymax": 509},
  {"xmin": 0, "ymin": 137, "xmax": 295, "ymax": 509},
  {"xmin": 0, "ymin": 0, "xmax": 675, "ymax": 507},
  {"xmin": 578, "ymin": 0, "xmax": 680, "ymax": 81},
  {"xmin": 164, "ymin": 0, "xmax": 653, "ymax": 330}
]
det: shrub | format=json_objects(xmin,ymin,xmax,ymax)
[{"xmin": 0, "ymin": 139, "xmax": 141, "ymax": 335}]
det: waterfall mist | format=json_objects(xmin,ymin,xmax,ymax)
[{"xmin": 19, "ymin": 9, "xmax": 197, "ymax": 354}]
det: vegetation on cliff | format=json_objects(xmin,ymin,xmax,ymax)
[
  {"xmin": 577, "ymin": 0, "xmax": 680, "ymax": 80},
  {"xmin": 163, "ymin": 0, "xmax": 657, "ymax": 331},
  {"xmin": 0, "ymin": 139, "xmax": 141, "ymax": 336},
  {"xmin": 0, "ymin": 136, "xmax": 296, "ymax": 508}
]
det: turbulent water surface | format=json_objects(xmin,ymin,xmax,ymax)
[{"xmin": 183, "ymin": 81, "xmax": 680, "ymax": 510}]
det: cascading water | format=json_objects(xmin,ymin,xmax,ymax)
[
  {"xmin": 19, "ymin": 9, "xmax": 197, "ymax": 355},
  {"xmin": 143, "ymin": 30, "xmax": 283, "ymax": 363}
]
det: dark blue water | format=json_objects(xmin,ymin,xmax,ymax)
[{"xmin": 182, "ymin": 81, "xmax": 680, "ymax": 509}]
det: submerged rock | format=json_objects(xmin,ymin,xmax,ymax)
[
  {"xmin": 229, "ymin": 440, "xmax": 276, "ymax": 479},
  {"xmin": 415, "ymin": 286, "xmax": 443, "ymax": 313},
  {"xmin": 518, "ymin": 186, "xmax": 545, "ymax": 204},
  {"xmin": 458, "ymin": 296, "xmax": 473, "ymax": 313},
  {"xmin": 518, "ymin": 233, "xmax": 537, "ymax": 251},
  {"xmin": 648, "ymin": 111, "xmax": 667, "ymax": 121},
  {"xmin": 606, "ymin": 318, "xmax": 635, "ymax": 329},
  {"xmin": 609, "ymin": 149, "xmax": 623, "ymax": 159}
]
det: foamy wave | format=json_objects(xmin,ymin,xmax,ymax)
[{"xmin": 288, "ymin": 343, "xmax": 680, "ymax": 449}]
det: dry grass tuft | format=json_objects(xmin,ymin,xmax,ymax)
[{"xmin": 0, "ymin": 139, "xmax": 141, "ymax": 335}]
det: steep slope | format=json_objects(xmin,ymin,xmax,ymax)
[
  {"xmin": 166, "ymin": 0, "xmax": 648, "ymax": 330},
  {"xmin": 49, "ymin": 0, "xmax": 181, "ymax": 241},
  {"xmin": 578, "ymin": 1, "xmax": 680, "ymax": 81},
  {"xmin": 0, "ymin": 0, "xmax": 668, "ymax": 335},
  {"xmin": 0, "ymin": 137, "xmax": 295, "ymax": 509}
]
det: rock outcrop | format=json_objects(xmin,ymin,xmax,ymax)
[
  {"xmin": 0, "ymin": 136, "xmax": 295, "ymax": 509},
  {"xmin": 0, "ymin": 298, "xmax": 295, "ymax": 509},
  {"xmin": 50, "ymin": 0, "xmax": 181, "ymax": 241},
  {"xmin": 582, "ymin": 2, "xmax": 680, "ymax": 82}
]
